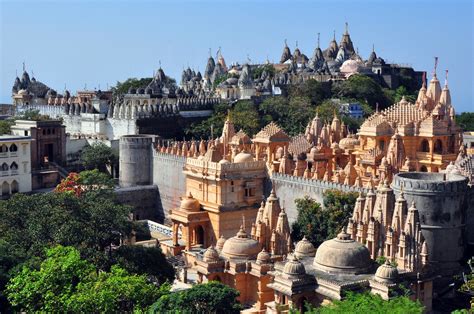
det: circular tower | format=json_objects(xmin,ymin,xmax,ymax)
[
  {"xmin": 119, "ymin": 135, "xmax": 153, "ymax": 187},
  {"xmin": 392, "ymin": 172, "xmax": 468, "ymax": 275}
]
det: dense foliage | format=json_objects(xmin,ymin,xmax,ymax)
[
  {"xmin": 81, "ymin": 142, "xmax": 118, "ymax": 172},
  {"xmin": 150, "ymin": 281, "xmax": 242, "ymax": 314},
  {"xmin": 457, "ymin": 112, "xmax": 474, "ymax": 132},
  {"xmin": 0, "ymin": 109, "xmax": 51, "ymax": 135},
  {"xmin": 291, "ymin": 190, "xmax": 358, "ymax": 247},
  {"xmin": 187, "ymin": 74, "xmax": 415, "ymax": 139},
  {"xmin": 0, "ymin": 170, "xmax": 174, "ymax": 310},
  {"xmin": 6, "ymin": 246, "xmax": 169, "ymax": 312},
  {"xmin": 303, "ymin": 292, "xmax": 423, "ymax": 314}
]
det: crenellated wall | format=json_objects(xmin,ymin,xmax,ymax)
[
  {"xmin": 269, "ymin": 172, "xmax": 369, "ymax": 223},
  {"xmin": 152, "ymin": 152, "xmax": 187, "ymax": 223}
]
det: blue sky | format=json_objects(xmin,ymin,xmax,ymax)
[{"xmin": 1, "ymin": 0, "xmax": 472, "ymax": 112}]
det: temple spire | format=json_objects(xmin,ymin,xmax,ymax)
[
  {"xmin": 345, "ymin": 22, "xmax": 349, "ymax": 34},
  {"xmin": 317, "ymin": 32, "xmax": 320, "ymax": 48},
  {"xmin": 433, "ymin": 56, "xmax": 438, "ymax": 76},
  {"xmin": 445, "ymin": 69, "xmax": 449, "ymax": 87},
  {"xmin": 333, "ymin": 30, "xmax": 336, "ymax": 41}
]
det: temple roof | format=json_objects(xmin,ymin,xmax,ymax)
[{"xmin": 254, "ymin": 122, "xmax": 290, "ymax": 143}]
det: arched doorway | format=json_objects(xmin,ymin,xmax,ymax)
[
  {"xmin": 194, "ymin": 225, "xmax": 204, "ymax": 247},
  {"xmin": 420, "ymin": 165, "xmax": 428, "ymax": 172},
  {"xmin": 299, "ymin": 297, "xmax": 308, "ymax": 313},
  {"xmin": 434, "ymin": 139, "xmax": 443, "ymax": 154},
  {"xmin": 420, "ymin": 139, "xmax": 429, "ymax": 152},
  {"xmin": 11, "ymin": 181, "xmax": 19, "ymax": 194},
  {"xmin": 2, "ymin": 182, "xmax": 9, "ymax": 195}
]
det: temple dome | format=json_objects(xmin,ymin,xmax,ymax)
[
  {"xmin": 313, "ymin": 231, "xmax": 372, "ymax": 274},
  {"xmin": 294, "ymin": 236, "xmax": 316, "ymax": 258},
  {"xmin": 216, "ymin": 235, "xmax": 226, "ymax": 251},
  {"xmin": 340, "ymin": 59, "xmax": 360, "ymax": 77},
  {"xmin": 283, "ymin": 254, "xmax": 306, "ymax": 277},
  {"xmin": 180, "ymin": 192, "xmax": 200, "ymax": 212},
  {"xmin": 339, "ymin": 136, "xmax": 360, "ymax": 149},
  {"xmin": 203, "ymin": 246, "xmax": 220, "ymax": 263},
  {"xmin": 256, "ymin": 248, "xmax": 271, "ymax": 265},
  {"xmin": 221, "ymin": 226, "xmax": 261, "ymax": 260},
  {"xmin": 374, "ymin": 260, "xmax": 398, "ymax": 283},
  {"xmin": 234, "ymin": 151, "xmax": 254, "ymax": 163}
]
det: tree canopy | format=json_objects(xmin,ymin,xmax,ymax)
[
  {"xmin": 456, "ymin": 112, "xmax": 474, "ymax": 132},
  {"xmin": 291, "ymin": 190, "xmax": 358, "ymax": 247},
  {"xmin": 303, "ymin": 292, "xmax": 423, "ymax": 314},
  {"xmin": 150, "ymin": 281, "xmax": 242, "ymax": 314},
  {"xmin": 0, "ymin": 170, "xmax": 174, "ymax": 310},
  {"xmin": 6, "ymin": 245, "xmax": 169, "ymax": 313},
  {"xmin": 81, "ymin": 142, "xmax": 118, "ymax": 172}
]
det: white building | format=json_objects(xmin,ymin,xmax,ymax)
[{"xmin": 0, "ymin": 135, "xmax": 32, "ymax": 197}]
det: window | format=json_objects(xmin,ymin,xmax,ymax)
[
  {"xmin": 231, "ymin": 180, "xmax": 234, "ymax": 192},
  {"xmin": 420, "ymin": 139, "xmax": 429, "ymax": 152},
  {"xmin": 24, "ymin": 130, "xmax": 28, "ymax": 136},
  {"xmin": 434, "ymin": 139, "xmax": 443, "ymax": 154},
  {"xmin": 10, "ymin": 162, "xmax": 18, "ymax": 170},
  {"xmin": 379, "ymin": 140, "xmax": 385, "ymax": 151},
  {"xmin": 1, "ymin": 163, "xmax": 8, "ymax": 171},
  {"xmin": 0, "ymin": 144, "xmax": 7, "ymax": 153},
  {"xmin": 9, "ymin": 144, "xmax": 17, "ymax": 152}
]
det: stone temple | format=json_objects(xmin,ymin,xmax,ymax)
[{"xmin": 116, "ymin": 63, "xmax": 473, "ymax": 311}]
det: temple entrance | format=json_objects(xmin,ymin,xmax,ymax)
[
  {"xmin": 194, "ymin": 225, "xmax": 204, "ymax": 247},
  {"xmin": 420, "ymin": 165, "xmax": 428, "ymax": 172},
  {"xmin": 45, "ymin": 143, "xmax": 54, "ymax": 162}
]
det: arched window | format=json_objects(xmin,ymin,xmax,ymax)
[
  {"xmin": 2, "ymin": 182, "xmax": 9, "ymax": 195},
  {"xmin": 194, "ymin": 225, "xmax": 204, "ymax": 246},
  {"xmin": 9, "ymin": 144, "xmax": 17, "ymax": 152},
  {"xmin": 379, "ymin": 140, "xmax": 385, "ymax": 151},
  {"xmin": 1, "ymin": 163, "xmax": 8, "ymax": 171},
  {"xmin": 420, "ymin": 165, "xmax": 428, "ymax": 172},
  {"xmin": 434, "ymin": 139, "xmax": 443, "ymax": 154},
  {"xmin": 0, "ymin": 144, "xmax": 7, "ymax": 153},
  {"xmin": 10, "ymin": 162, "xmax": 18, "ymax": 170},
  {"xmin": 420, "ymin": 139, "xmax": 429, "ymax": 152},
  {"xmin": 11, "ymin": 181, "xmax": 18, "ymax": 194},
  {"xmin": 47, "ymin": 129, "xmax": 51, "ymax": 135}
]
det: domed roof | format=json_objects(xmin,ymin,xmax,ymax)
[
  {"xmin": 234, "ymin": 151, "xmax": 254, "ymax": 163},
  {"xmin": 180, "ymin": 192, "xmax": 200, "ymax": 212},
  {"xmin": 295, "ymin": 236, "xmax": 316, "ymax": 258},
  {"xmin": 314, "ymin": 231, "xmax": 372, "ymax": 274},
  {"xmin": 283, "ymin": 254, "xmax": 306, "ymax": 277},
  {"xmin": 339, "ymin": 136, "xmax": 360, "ymax": 149},
  {"xmin": 340, "ymin": 59, "xmax": 360, "ymax": 73},
  {"xmin": 218, "ymin": 158, "xmax": 230, "ymax": 164},
  {"xmin": 216, "ymin": 235, "xmax": 226, "ymax": 251},
  {"xmin": 374, "ymin": 260, "xmax": 398, "ymax": 283},
  {"xmin": 256, "ymin": 248, "xmax": 271, "ymax": 265},
  {"xmin": 18, "ymin": 89, "xmax": 29, "ymax": 96},
  {"xmin": 203, "ymin": 246, "xmax": 220, "ymax": 263},
  {"xmin": 221, "ymin": 226, "xmax": 261, "ymax": 260}
]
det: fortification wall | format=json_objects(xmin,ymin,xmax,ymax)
[
  {"xmin": 119, "ymin": 135, "xmax": 153, "ymax": 187},
  {"xmin": 392, "ymin": 172, "xmax": 470, "ymax": 275},
  {"xmin": 269, "ymin": 172, "xmax": 368, "ymax": 224},
  {"xmin": 115, "ymin": 185, "xmax": 163, "ymax": 222},
  {"xmin": 152, "ymin": 152, "xmax": 187, "ymax": 223}
]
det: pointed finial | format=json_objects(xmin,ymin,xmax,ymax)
[
  {"xmin": 317, "ymin": 32, "xmax": 320, "ymax": 48},
  {"xmin": 333, "ymin": 30, "xmax": 336, "ymax": 41},
  {"xmin": 372, "ymin": 43, "xmax": 375, "ymax": 52},
  {"xmin": 242, "ymin": 214, "xmax": 246, "ymax": 231},
  {"xmin": 345, "ymin": 22, "xmax": 349, "ymax": 34},
  {"xmin": 158, "ymin": 60, "xmax": 162, "ymax": 69},
  {"xmin": 296, "ymin": 40, "xmax": 298, "ymax": 48},
  {"xmin": 284, "ymin": 38, "xmax": 287, "ymax": 47},
  {"xmin": 422, "ymin": 71, "xmax": 426, "ymax": 87},
  {"xmin": 22, "ymin": 61, "xmax": 25, "ymax": 72},
  {"xmin": 376, "ymin": 102, "xmax": 379, "ymax": 113},
  {"xmin": 445, "ymin": 69, "xmax": 449, "ymax": 87},
  {"xmin": 433, "ymin": 56, "xmax": 438, "ymax": 76}
]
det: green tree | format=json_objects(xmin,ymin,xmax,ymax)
[
  {"xmin": 113, "ymin": 246, "xmax": 175, "ymax": 285},
  {"xmin": 185, "ymin": 102, "xmax": 229, "ymax": 139},
  {"xmin": 231, "ymin": 100, "xmax": 261, "ymax": 136},
  {"xmin": 253, "ymin": 64, "xmax": 276, "ymax": 80},
  {"xmin": 303, "ymin": 292, "xmax": 423, "ymax": 314},
  {"xmin": 291, "ymin": 190, "xmax": 357, "ymax": 247},
  {"xmin": 332, "ymin": 74, "xmax": 391, "ymax": 109},
  {"xmin": 0, "ymin": 119, "xmax": 14, "ymax": 135},
  {"xmin": 16, "ymin": 109, "xmax": 51, "ymax": 121},
  {"xmin": 289, "ymin": 79, "xmax": 331, "ymax": 106},
  {"xmin": 81, "ymin": 142, "xmax": 118, "ymax": 172},
  {"xmin": 150, "ymin": 281, "xmax": 242, "ymax": 314},
  {"xmin": 78, "ymin": 169, "xmax": 115, "ymax": 189},
  {"xmin": 457, "ymin": 112, "xmax": 474, "ymax": 131},
  {"xmin": 6, "ymin": 245, "xmax": 168, "ymax": 312}
]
